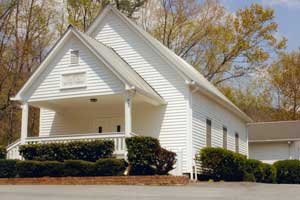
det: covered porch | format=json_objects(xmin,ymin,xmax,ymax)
[{"xmin": 7, "ymin": 92, "xmax": 165, "ymax": 159}]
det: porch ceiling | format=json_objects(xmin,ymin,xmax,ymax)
[{"xmin": 28, "ymin": 93, "xmax": 155, "ymax": 111}]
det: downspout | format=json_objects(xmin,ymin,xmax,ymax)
[{"xmin": 186, "ymin": 80, "xmax": 199, "ymax": 180}]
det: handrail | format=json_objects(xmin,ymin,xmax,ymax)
[
  {"xmin": 7, "ymin": 139, "xmax": 21, "ymax": 151},
  {"xmin": 7, "ymin": 132, "xmax": 137, "ymax": 159}
]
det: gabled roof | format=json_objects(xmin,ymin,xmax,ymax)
[
  {"xmin": 248, "ymin": 121, "xmax": 300, "ymax": 142},
  {"xmin": 86, "ymin": 5, "xmax": 252, "ymax": 123},
  {"xmin": 13, "ymin": 26, "xmax": 164, "ymax": 104}
]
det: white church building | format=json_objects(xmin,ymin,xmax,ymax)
[{"xmin": 7, "ymin": 5, "xmax": 252, "ymax": 177}]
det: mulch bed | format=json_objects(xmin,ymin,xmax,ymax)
[{"xmin": 0, "ymin": 175, "xmax": 189, "ymax": 185}]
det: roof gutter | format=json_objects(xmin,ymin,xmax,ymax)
[{"xmin": 186, "ymin": 80, "xmax": 253, "ymax": 123}]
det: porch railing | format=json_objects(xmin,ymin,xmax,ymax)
[{"xmin": 7, "ymin": 132, "xmax": 136, "ymax": 160}]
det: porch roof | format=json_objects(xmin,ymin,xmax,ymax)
[{"xmin": 12, "ymin": 26, "xmax": 165, "ymax": 105}]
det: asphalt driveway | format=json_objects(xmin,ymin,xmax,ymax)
[{"xmin": 0, "ymin": 182, "xmax": 299, "ymax": 200}]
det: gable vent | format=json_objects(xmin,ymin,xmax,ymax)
[{"xmin": 70, "ymin": 50, "xmax": 79, "ymax": 64}]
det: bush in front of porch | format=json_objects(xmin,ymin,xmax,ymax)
[
  {"xmin": 19, "ymin": 140, "xmax": 114, "ymax": 162},
  {"xmin": 9, "ymin": 159, "xmax": 127, "ymax": 178},
  {"xmin": 126, "ymin": 136, "xmax": 176, "ymax": 176}
]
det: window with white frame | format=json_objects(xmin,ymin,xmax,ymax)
[
  {"xmin": 206, "ymin": 119, "xmax": 212, "ymax": 147},
  {"xmin": 235, "ymin": 132, "xmax": 239, "ymax": 153},
  {"xmin": 70, "ymin": 50, "xmax": 79, "ymax": 64},
  {"xmin": 223, "ymin": 126, "xmax": 227, "ymax": 149}
]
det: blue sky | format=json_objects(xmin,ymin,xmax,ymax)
[{"xmin": 220, "ymin": 0, "xmax": 300, "ymax": 51}]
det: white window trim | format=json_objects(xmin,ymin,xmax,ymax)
[{"xmin": 60, "ymin": 70, "xmax": 87, "ymax": 90}]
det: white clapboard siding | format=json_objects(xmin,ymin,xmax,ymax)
[
  {"xmin": 27, "ymin": 35, "xmax": 124, "ymax": 102},
  {"xmin": 40, "ymin": 105, "xmax": 126, "ymax": 136},
  {"xmin": 192, "ymin": 92, "xmax": 248, "ymax": 157},
  {"xmin": 90, "ymin": 12, "xmax": 189, "ymax": 172},
  {"xmin": 249, "ymin": 142, "xmax": 290, "ymax": 164}
]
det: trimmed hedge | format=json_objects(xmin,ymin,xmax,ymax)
[
  {"xmin": 262, "ymin": 163, "xmax": 276, "ymax": 183},
  {"xmin": 245, "ymin": 159, "xmax": 264, "ymax": 182},
  {"xmin": 19, "ymin": 140, "xmax": 114, "ymax": 162},
  {"xmin": 126, "ymin": 136, "xmax": 176, "ymax": 175},
  {"xmin": 0, "ymin": 145, "xmax": 6, "ymax": 159},
  {"xmin": 17, "ymin": 160, "xmax": 64, "ymax": 177},
  {"xmin": 0, "ymin": 160, "xmax": 17, "ymax": 178},
  {"xmin": 63, "ymin": 160, "xmax": 95, "ymax": 177},
  {"xmin": 95, "ymin": 158, "xmax": 127, "ymax": 176},
  {"xmin": 13, "ymin": 159, "xmax": 126, "ymax": 178},
  {"xmin": 274, "ymin": 160, "xmax": 300, "ymax": 184},
  {"xmin": 199, "ymin": 147, "xmax": 246, "ymax": 181},
  {"xmin": 199, "ymin": 147, "xmax": 277, "ymax": 183}
]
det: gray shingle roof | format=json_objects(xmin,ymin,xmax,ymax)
[
  {"xmin": 248, "ymin": 121, "xmax": 300, "ymax": 141},
  {"xmin": 86, "ymin": 5, "xmax": 252, "ymax": 122},
  {"xmin": 73, "ymin": 27, "xmax": 165, "ymax": 104}
]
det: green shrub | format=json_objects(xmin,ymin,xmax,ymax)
[
  {"xmin": 199, "ymin": 147, "xmax": 246, "ymax": 181},
  {"xmin": 154, "ymin": 148, "xmax": 176, "ymax": 175},
  {"xmin": 41, "ymin": 161, "xmax": 64, "ymax": 177},
  {"xmin": 95, "ymin": 158, "xmax": 127, "ymax": 176},
  {"xmin": 243, "ymin": 172, "xmax": 256, "ymax": 182},
  {"xmin": 262, "ymin": 163, "xmax": 276, "ymax": 183},
  {"xmin": 274, "ymin": 160, "xmax": 300, "ymax": 184},
  {"xmin": 63, "ymin": 160, "xmax": 95, "ymax": 177},
  {"xmin": 0, "ymin": 160, "xmax": 17, "ymax": 178},
  {"xmin": 19, "ymin": 140, "xmax": 114, "ymax": 162},
  {"xmin": 17, "ymin": 160, "xmax": 45, "ymax": 177},
  {"xmin": 17, "ymin": 160, "xmax": 64, "ymax": 177},
  {"xmin": 245, "ymin": 159, "xmax": 264, "ymax": 182},
  {"xmin": 0, "ymin": 146, "xmax": 6, "ymax": 159},
  {"xmin": 126, "ymin": 136, "xmax": 160, "ymax": 175}
]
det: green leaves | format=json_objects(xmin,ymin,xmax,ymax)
[
  {"xmin": 125, "ymin": 136, "xmax": 176, "ymax": 175},
  {"xmin": 19, "ymin": 140, "xmax": 114, "ymax": 162},
  {"xmin": 148, "ymin": 1, "xmax": 285, "ymax": 85}
]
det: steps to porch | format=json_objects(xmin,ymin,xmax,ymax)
[{"xmin": 7, "ymin": 132, "xmax": 136, "ymax": 160}]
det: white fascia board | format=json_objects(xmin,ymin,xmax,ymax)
[
  {"xmin": 133, "ymin": 87, "xmax": 166, "ymax": 106},
  {"xmin": 86, "ymin": 5, "xmax": 190, "ymax": 83},
  {"xmin": 13, "ymin": 28, "xmax": 74, "ymax": 101},
  {"xmin": 14, "ymin": 27, "xmax": 133, "ymax": 102},
  {"xmin": 71, "ymin": 29, "xmax": 132, "ymax": 88},
  {"xmin": 190, "ymin": 82, "xmax": 253, "ymax": 123},
  {"xmin": 249, "ymin": 139, "xmax": 300, "ymax": 143},
  {"xmin": 86, "ymin": 6, "xmax": 251, "ymax": 123}
]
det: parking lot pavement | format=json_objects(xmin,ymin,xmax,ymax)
[{"xmin": 1, "ymin": 182, "xmax": 300, "ymax": 200}]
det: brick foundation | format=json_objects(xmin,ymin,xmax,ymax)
[{"xmin": 0, "ymin": 176, "xmax": 189, "ymax": 185}]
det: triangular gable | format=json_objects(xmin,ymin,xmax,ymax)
[
  {"xmin": 86, "ymin": 5, "xmax": 252, "ymax": 122},
  {"xmin": 13, "ymin": 26, "xmax": 164, "ymax": 104}
]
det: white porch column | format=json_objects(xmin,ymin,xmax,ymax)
[
  {"xmin": 124, "ymin": 93, "xmax": 132, "ymax": 137},
  {"xmin": 20, "ymin": 102, "xmax": 29, "ymax": 144}
]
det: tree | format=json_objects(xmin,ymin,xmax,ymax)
[
  {"xmin": 221, "ymin": 84, "xmax": 276, "ymax": 122},
  {"xmin": 269, "ymin": 51, "xmax": 300, "ymax": 120},
  {"xmin": 67, "ymin": 0, "xmax": 147, "ymax": 31},
  {"xmin": 0, "ymin": 0, "xmax": 59, "ymax": 145},
  {"xmin": 143, "ymin": 0, "xmax": 286, "ymax": 85}
]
